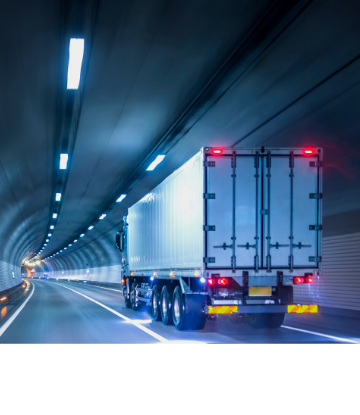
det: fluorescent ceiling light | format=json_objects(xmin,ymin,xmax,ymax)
[
  {"xmin": 99, "ymin": 214, "xmax": 106, "ymax": 220},
  {"xmin": 59, "ymin": 154, "xmax": 68, "ymax": 170},
  {"xmin": 46, "ymin": 239, "xmax": 49, "ymax": 242},
  {"xmin": 50, "ymin": 225, "xmax": 54, "ymax": 229},
  {"xmin": 53, "ymin": 213, "xmax": 58, "ymax": 219},
  {"xmin": 44, "ymin": 244, "xmax": 47, "ymax": 246},
  {"xmin": 80, "ymin": 234, "xmax": 85, "ymax": 237},
  {"xmin": 48, "ymin": 234, "xmax": 52, "ymax": 237},
  {"xmin": 116, "ymin": 194, "xmax": 126, "ymax": 203},
  {"xmin": 88, "ymin": 226, "xmax": 94, "ymax": 230},
  {"xmin": 146, "ymin": 155, "xmax": 165, "ymax": 171},
  {"xmin": 74, "ymin": 239, "xmax": 78, "ymax": 243},
  {"xmin": 55, "ymin": 193, "xmax": 62, "ymax": 201},
  {"xmin": 67, "ymin": 38, "xmax": 84, "ymax": 89},
  {"xmin": 64, "ymin": 247, "xmax": 67, "ymax": 250},
  {"xmin": 68, "ymin": 244, "xmax": 72, "ymax": 247}
]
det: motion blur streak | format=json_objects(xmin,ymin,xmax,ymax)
[
  {"xmin": 52, "ymin": 283, "xmax": 169, "ymax": 343},
  {"xmin": 281, "ymin": 325, "xmax": 360, "ymax": 344},
  {"xmin": 0, "ymin": 283, "xmax": 34, "ymax": 338}
]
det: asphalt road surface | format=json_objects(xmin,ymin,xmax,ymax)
[{"xmin": 1, "ymin": 279, "xmax": 359, "ymax": 344}]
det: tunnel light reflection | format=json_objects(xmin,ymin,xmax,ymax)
[
  {"xmin": 146, "ymin": 155, "xmax": 165, "ymax": 171},
  {"xmin": 67, "ymin": 38, "xmax": 84, "ymax": 89},
  {"xmin": 116, "ymin": 194, "xmax": 126, "ymax": 203}
]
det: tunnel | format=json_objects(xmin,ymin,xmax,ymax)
[{"xmin": 0, "ymin": 0, "xmax": 359, "ymax": 351}]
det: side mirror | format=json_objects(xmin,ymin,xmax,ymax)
[{"xmin": 116, "ymin": 231, "xmax": 125, "ymax": 252}]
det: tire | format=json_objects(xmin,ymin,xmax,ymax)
[
  {"xmin": 124, "ymin": 287, "xmax": 132, "ymax": 309},
  {"xmin": 150, "ymin": 285, "xmax": 161, "ymax": 321},
  {"xmin": 190, "ymin": 311, "xmax": 206, "ymax": 330},
  {"xmin": 160, "ymin": 286, "xmax": 173, "ymax": 325},
  {"xmin": 172, "ymin": 286, "xmax": 190, "ymax": 331},
  {"xmin": 130, "ymin": 283, "xmax": 142, "ymax": 311}
]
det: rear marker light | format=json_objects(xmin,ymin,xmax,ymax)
[
  {"xmin": 211, "ymin": 148, "xmax": 223, "ymax": 155},
  {"xmin": 293, "ymin": 277, "xmax": 304, "ymax": 284},
  {"xmin": 303, "ymin": 148, "xmax": 315, "ymax": 155},
  {"xmin": 218, "ymin": 278, "xmax": 229, "ymax": 286},
  {"xmin": 304, "ymin": 276, "xmax": 314, "ymax": 284},
  {"xmin": 208, "ymin": 279, "xmax": 214, "ymax": 285}
]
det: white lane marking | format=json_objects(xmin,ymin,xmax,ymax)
[
  {"xmin": 282, "ymin": 325, "xmax": 360, "ymax": 344},
  {"xmin": 81, "ymin": 284, "xmax": 122, "ymax": 293},
  {"xmin": 0, "ymin": 282, "xmax": 35, "ymax": 338},
  {"xmin": 52, "ymin": 283, "xmax": 169, "ymax": 343}
]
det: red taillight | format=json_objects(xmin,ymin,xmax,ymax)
[
  {"xmin": 303, "ymin": 148, "xmax": 315, "ymax": 155},
  {"xmin": 218, "ymin": 278, "xmax": 228, "ymax": 286},
  {"xmin": 293, "ymin": 277, "xmax": 304, "ymax": 284},
  {"xmin": 304, "ymin": 276, "xmax": 314, "ymax": 283},
  {"xmin": 208, "ymin": 279, "xmax": 214, "ymax": 285},
  {"xmin": 211, "ymin": 148, "xmax": 223, "ymax": 155}
]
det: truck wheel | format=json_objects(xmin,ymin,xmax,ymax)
[
  {"xmin": 130, "ymin": 284, "xmax": 142, "ymax": 311},
  {"xmin": 191, "ymin": 311, "xmax": 206, "ymax": 330},
  {"xmin": 266, "ymin": 313, "xmax": 285, "ymax": 329},
  {"xmin": 124, "ymin": 288, "xmax": 132, "ymax": 308},
  {"xmin": 172, "ymin": 286, "xmax": 190, "ymax": 331},
  {"xmin": 160, "ymin": 286, "xmax": 173, "ymax": 325},
  {"xmin": 150, "ymin": 285, "xmax": 161, "ymax": 321}
]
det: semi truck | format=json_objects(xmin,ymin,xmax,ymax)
[{"xmin": 116, "ymin": 146, "xmax": 322, "ymax": 330}]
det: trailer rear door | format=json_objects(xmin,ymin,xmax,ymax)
[{"xmin": 204, "ymin": 149, "xmax": 321, "ymax": 272}]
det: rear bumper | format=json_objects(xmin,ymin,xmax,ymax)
[{"xmin": 205, "ymin": 304, "xmax": 318, "ymax": 315}]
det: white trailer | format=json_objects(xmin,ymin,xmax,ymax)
[{"xmin": 116, "ymin": 147, "xmax": 322, "ymax": 330}]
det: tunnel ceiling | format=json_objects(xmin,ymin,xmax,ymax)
[{"xmin": 1, "ymin": 0, "xmax": 360, "ymax": 271}]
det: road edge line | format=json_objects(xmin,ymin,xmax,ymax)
[
  {"xmin": 282, "ymin": 325, "xmax": 360, "ymax": 344},
  {"xmin": 52, "ymin": 283, "xmax": 169, "ymax": 343},
  {"xmin": 0, "ymin": 282, "xmax": 35, "ymax": 338}
]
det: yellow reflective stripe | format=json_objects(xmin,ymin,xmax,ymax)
[
  {"xmin": 287, "ymin": 305, "xmax": 318, "ymax": 313},
  {"xmin": 208, "ymin": 306, "xmax": 238, "ymax": 314}
]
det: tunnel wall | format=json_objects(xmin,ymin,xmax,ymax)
[{"xmin": 0, "ymin": 262, "xmax": 22, "ymax": 292}]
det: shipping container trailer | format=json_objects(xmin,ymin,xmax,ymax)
[{"xmin": 116, "ymin": 147, "xmax": 322, "ymax": 330}]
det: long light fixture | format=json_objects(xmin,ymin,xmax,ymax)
[
  {"xmin": 59, "ymin": 154, "xmax": 68, "ymax": 170},
  {"xmin": 88, "ymin": 226, "xmax": 94, "ymax": 230},
  {"xmin": 67, "ymin": 38, "xmax": 85, "ymax": 89},
  {"xmin": 55, "ymin": 193, "xmax": 62, "ymax": 201},
  {"xmin": 146, "ymin": 155, "xmax": 165, "ymax": 171},
  {"xmin": 80, "ymin": 234, "xmax": 85, "ymax": 238},
  {"xmin": 116, "ymin": 194, "xmax": 126, "ymax": 203},
  {"xmin": 53, "ymin": 213, "xmax": 58, "ymax": 219},
  {"xmin": 50, "ymin": 225, "xmax": 54, "ymax": 229},
  {"xmin": 99, "ymin": 214, "xmax": 106, "ymax": 220}
]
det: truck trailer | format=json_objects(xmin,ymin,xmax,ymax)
[{"xmin": 116, "ymin": 146, "xmax": 322, "ymax": 330}]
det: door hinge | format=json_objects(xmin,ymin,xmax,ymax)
[
  {"xmin": 204, "ymin": 257, "xmax": 215, "ymax": 263},
  {"xmin": 309, "ymin": 193, "xmax": 322, "ymax": 199},
  {"xmin": 203, "ymin": 225, "xmax": 215, "ymax": 231},
  {"xmin": 309, "ymin": 225, "xmax": 322, "ymax": 231},
  {"xmin": 204, "ymin": 161, "xmax": 215, "ymax": 167},
  {"xmin": 203, "ymin": 193, "xmax": 215, "ymax": 199},
  {"xmin": 310, "ymin": 161, "xmax": 323, "ymax": 167},
  {"xmin": 237, "ymin": 243, "xmax": 256, "ymax": 250},
  {"xmin": 309, "ymin": 256, "xmax": 322, "ymax": 262}
]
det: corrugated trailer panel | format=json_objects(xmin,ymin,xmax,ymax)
[
  {"xmin": 128, "ymin": 152, "xmax": 204, "ymax": 271},
  {"xmin": 293, "ymin": 232, "xmax": 360, "ymax": 311}
]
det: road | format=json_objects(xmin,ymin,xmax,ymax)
[{"xmin": 0, "ymin": 279, "xmax": 359, "ymax": 344}]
